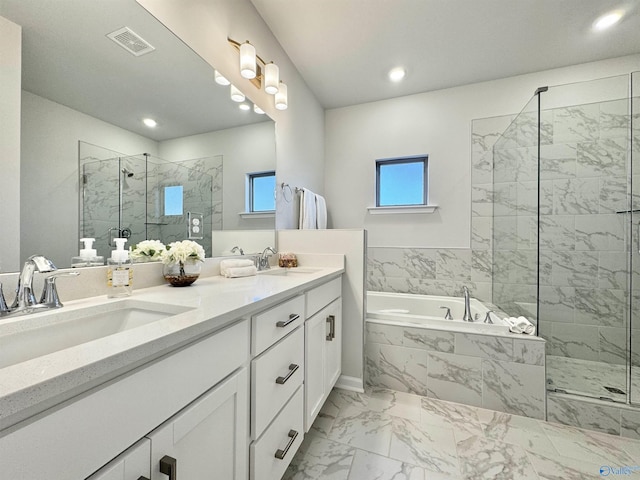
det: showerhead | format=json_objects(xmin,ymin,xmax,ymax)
[{"xmin": 121, "ymin": 168, "xmax": 134, "ymax": 178}]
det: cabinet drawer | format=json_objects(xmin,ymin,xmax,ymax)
[
  {"xmin": 250, "ymin": 387, "xmax": 304, "ymax": 480},
  {"xmin": 252, "ymin": 295, "xmax": 304, "ymax": 356},
  {"xmin": 306, "ymin": 277, "xmax": 341, "ymax": 318},
  {"xmin": 251, "ymin": 327, "xmax": 304, "ymax": 438}
]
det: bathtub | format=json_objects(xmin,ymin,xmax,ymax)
[
  {"xmin": 366, "ymin": 291, "xmax": 510, "ymax": 334},
  {"xmin": 365, "ymin": 291, "xmax": 546, "ymax": 418}
]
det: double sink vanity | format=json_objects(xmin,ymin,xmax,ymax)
[{"xmin": 0, "ymin": 262, "xmax": 344, "ymax": 480}]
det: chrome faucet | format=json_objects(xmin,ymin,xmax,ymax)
[
  {"xmin": 1, "ymin": 255, "xmax": 79, "ymax": 318},
  {"xmin": 462, "ymin": 286, "xmax": 473, "ymax": 322},
  {"xmin": 231, "ymin": 246, "xmax": 244, "ymax": 255},
  {"xmin": 258, "ymin": 247, "xmax": 277, "ymax": 271}
]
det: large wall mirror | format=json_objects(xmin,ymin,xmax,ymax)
[{"xmin": 1, "ymin": 0, "xmax": 275, "ymax": 271}]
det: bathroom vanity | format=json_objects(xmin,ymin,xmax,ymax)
[{"xmin": 0, "ymin": 265, "xmax": 344, "ymax": 480}]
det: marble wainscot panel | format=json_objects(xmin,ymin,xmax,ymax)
[{"xmin": 366, "ymin": 322, "xmax": 546, "ymax": 419}]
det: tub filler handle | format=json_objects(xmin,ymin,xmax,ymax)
[
  {"xmin": 484, "ymin": 311, "xmax": 494, "ymax": 324},
  {"xmin": 440, "ymin": 306, "xmax": 453, "ymax": 320}
]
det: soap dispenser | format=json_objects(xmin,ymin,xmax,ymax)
[
  {"xmin": 72, "ymin": 237, "xmax": 104, "ymax": 267},
  {"xmin": 107, "ymin": 238, "xmax": 133, "ymax": 297}
]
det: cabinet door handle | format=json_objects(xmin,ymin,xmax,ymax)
[
  {"xmin": 276, "ymin": 313, "xmax": 299, "ymax": 328},
  {"xmin": 137, "ymin": 477, "xmax": 150, "ymax": 480},
  {"xmin": 275, "ymin": 363, "xmax": 299, "ymax": 384},
  {"xmin": 326, "ymin": 315, "xmax": 336, "ymax": 341},
  {"xmin": 274, "ymin": 429, "xmax": 299, "ymax": 459},
  {"xmin": 159, "ymin": 455, "xmax": 177, "ymax": 480}
]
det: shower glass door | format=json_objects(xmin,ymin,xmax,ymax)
[
  {"xmin": 632, "ymin": 71, "xmax": 639, "ymax": 405},
  {"xmin": 538, "ymin": 75, "xmax": 631, "ymax": 402}
]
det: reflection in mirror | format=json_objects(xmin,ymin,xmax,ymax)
[{"xmin": 0, "ymin": 0, "xmax": 275, "ymax": 272}]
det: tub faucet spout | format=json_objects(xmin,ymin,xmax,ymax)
[{"xmin": 462, "ymin": 286, "xmax": 473, "ymax": 322}]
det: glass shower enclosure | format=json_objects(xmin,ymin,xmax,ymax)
[
  {"xmin": 491, "ymin": 73, "xmax": 638, "ymax": 405},
  {"xmin": 80, "ymin": 151, "xmax": 218, "ymax": 260}
]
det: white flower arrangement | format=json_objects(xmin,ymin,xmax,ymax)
[
  {"xmin": 130, "ymin": 239, "xmax": 166, "ymax": 262},
  {"xmin": 161, "ymin": 240, "xmax": 206, "ymax": 265}
]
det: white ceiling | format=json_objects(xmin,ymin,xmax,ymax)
[
  {"xmin": 0, "ymin": 0, "xmax": 270, "ymax": 142},
  {"xmin": 251, "ymin": 0, "xmax": 640, "ymax": 109}
]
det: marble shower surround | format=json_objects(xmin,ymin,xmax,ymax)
[{"xmin": 365, "ymin": 321, "xmax": 546, "ymax": 420}]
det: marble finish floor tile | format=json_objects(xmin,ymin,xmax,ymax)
[{"xmin": 288, "ymin": 387, "xmax": 640, "ymax": 480}]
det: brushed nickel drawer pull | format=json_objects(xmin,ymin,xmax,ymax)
[
  {"xmin": 276, "ymin": 313, "xmax": 299, "ymax": 328},
  {"xmin": 275, "ymin": 429, "xmax": 299, "ymax": 459},
  {"xmin": 275, "ymin": 363, "xmax": 299, "ymax": 384},
  {"xmin": 326, "ymin": 315, "xmax": 336, "ymax": 341}
]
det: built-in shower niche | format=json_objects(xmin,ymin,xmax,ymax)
[{"xmin": 79, "ymin": 142, "xmax": 220, "ymax": 262}]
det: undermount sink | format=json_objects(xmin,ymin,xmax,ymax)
[
  {"xmin": 0, "ymin": 300, "xmax": 193, "ymax": 369},
  {"xmin": 260, "ymin": 267, "xmax": 322, "ymax": 276}
]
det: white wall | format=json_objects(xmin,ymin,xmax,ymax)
[
  {"xmin": 136, "ymin": 0, "xmax": 325, "ymax": 230},
  {"xmin": 0, "ymin": 17, "xmax": 21, "ymax": 272},
  {"xmin": 159, "ymin": 122, "xmax": 276, "ymax": 231},
  {"xmin": 325, "ymin": 54, "xmax": 640, "ymax": 249},
  {"xmin": 20, "ymin": 91, "xmax": 159, "ymax": 268}
]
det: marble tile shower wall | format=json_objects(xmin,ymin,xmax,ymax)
[
  {"xmin": 80, "ymin": 150, "xmax": 222, "ymax": 260},
  {"xmin": 494, "ymin": 99, "xmax": 633, "ymax": 366}
]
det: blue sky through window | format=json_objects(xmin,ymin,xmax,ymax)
[
  {"xmin": 378, "ymin": 160, "xmax": 425, "ymax": 206},
  {"xmin": 252, "ymin": 173, "xmax": 275, "ymax": 211},
  {"xmin": 164, "ymin": 185, "xmax": 184, "ymax": 215}
]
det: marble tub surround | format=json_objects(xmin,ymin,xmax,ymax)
[
  {"xmin": 365, "ymin": 321, "xmax": 546, "ymax": 419},
  {"xmin": 285, "ymin": 387, "xmax": 640, "ymax": 480},
  {"xmin": 0, "ymin": 262, "xmax": 344, "ymax": 430}
]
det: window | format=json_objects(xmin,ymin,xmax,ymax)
[
  {"xmin": 248, "ymin": 171, "xmax": 276, "ymax": 212},
  {"xmin": 376, "ymin": 156, "xmax": 428, "ymax": 207},
  {"xmin": 164, "ymin": 185, "xmax": 184, "ymax": 215}
]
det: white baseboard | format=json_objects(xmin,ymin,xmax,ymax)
[{"xmin": 335, "ymin": 375, "xmax": 364, "ymax": 393}]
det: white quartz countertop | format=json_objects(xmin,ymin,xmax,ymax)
[{"xmin": 0, "ymin": 265, "xmax": 343, "ymax": 431}]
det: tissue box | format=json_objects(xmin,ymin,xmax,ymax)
[{"xmin": 279, "ymin": 252, "xmax": 298, "ymax": 268}]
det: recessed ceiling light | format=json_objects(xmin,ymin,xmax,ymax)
[
  {"xmin": 143, "ymin": 118, "xmax": 157, "ymax": 127},
  {"xmin": 239, "ymin": 103, "xmax": 251, "ymax": 111},
  {"xmin": 388, "ymin": 67, "xmax": 406, "ymax": 82},
  {"xmin": 593, "ymin": 10, "xmax": 623, "ymax": 31}
]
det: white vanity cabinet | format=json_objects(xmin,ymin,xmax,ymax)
[
  {"xmin": 86, "ymin": 439, "xmax": 151, "ymax": 480},
  {"xmin": 1, "ymin": 318, "xmax": 250, "ymax": 480},
  {"xmin": 249, "ymin": 295, "xmax": 305, "ymax": 480},
  {"xmin": 304, "ymin": 278, "xmax": 342, "ymax": 431}
]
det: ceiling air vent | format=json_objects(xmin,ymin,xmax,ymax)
[{"xmin": 106, "ymin": 27, "xmax": 155, "ymax": 57}]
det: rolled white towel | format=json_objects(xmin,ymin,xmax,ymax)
[
  {"xmin": 504, "ymin": 316, "xmax": 535, "ymax": 335},
  {"xmin": 220, "ymin": 259, "xmax": 254, "ymax": 276},
  {"xmin": 223, "ymin": 265, "xmax": 257, "ymax": 278}
]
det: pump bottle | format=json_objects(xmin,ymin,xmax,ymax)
[
  {"xmin": 72, "ymin": 237, "xmax": 104, "ymax": 267},
  {"xmin": 107, "ymin": 238, "xmax": 133, "ymax": 297}
]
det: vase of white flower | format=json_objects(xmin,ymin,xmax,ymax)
[
  {"xmin": 161, "ymin": 240, "xmax": 206, "ymax": 287},
  {"xmin": 130, "ymin": 239, "xmax": 166, "ymax": 263}
]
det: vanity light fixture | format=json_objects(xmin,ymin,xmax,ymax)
[
  {"xmin": 239, "ymin": 103, "xmax": 251, "ymax": 111},
  {"xmin": 227, "ymin": 37, "xmax": 287, "ymax": 107},
  {"xmin": 214, "ymin": 70, "xmax": 231, "ymax": 85},
  {"xmin": 275, "ymin": 81, "xmax": 288, "ymax": 110},
  {"xmin": 239, "ymin": 41, "xmax": 257, "ymax": 79},
  {"xmin": 388, "ymin": 67, "xmax": 406, "ymax": 82},
  {"xmin": 230, "ymin": 84, "xmax": 245, "ymax": 102},
  {"xmin": 143, "ymin": 118, "xmax": 157, "ymax": 127},
  {"xmin": 254, "ymin": 104, "xmax": 265, "ymax": 114},
  {"xmin": 593, "ymin": 10, "xmax": 623, "ymax": 31},
  {"xmin": 264, "ymin": 62, "xmax": 280, "ymax": 94}
]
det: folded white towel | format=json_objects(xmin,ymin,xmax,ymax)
[
  {"xmin": 223, "ymin": 265, "xmax": 257, "ymax": 278},
  {"xmin": 220, "ymin": 259, "xmax": 254, "ymax": 276},
  {"xmin": 504, "ymin": 316, "xmax": 536, "ymax": 335},
  {"xmin": 316, "ymin": 194, "xmax": 327, "ymax": 229}
]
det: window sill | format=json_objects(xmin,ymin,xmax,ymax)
[
  {"xmin": 238, "ymin": 211, "xmax": 275, "ymax": 219},
  {"xmin": 367, "ymin": 205, "xmax": 438, "ymax": 215}
]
